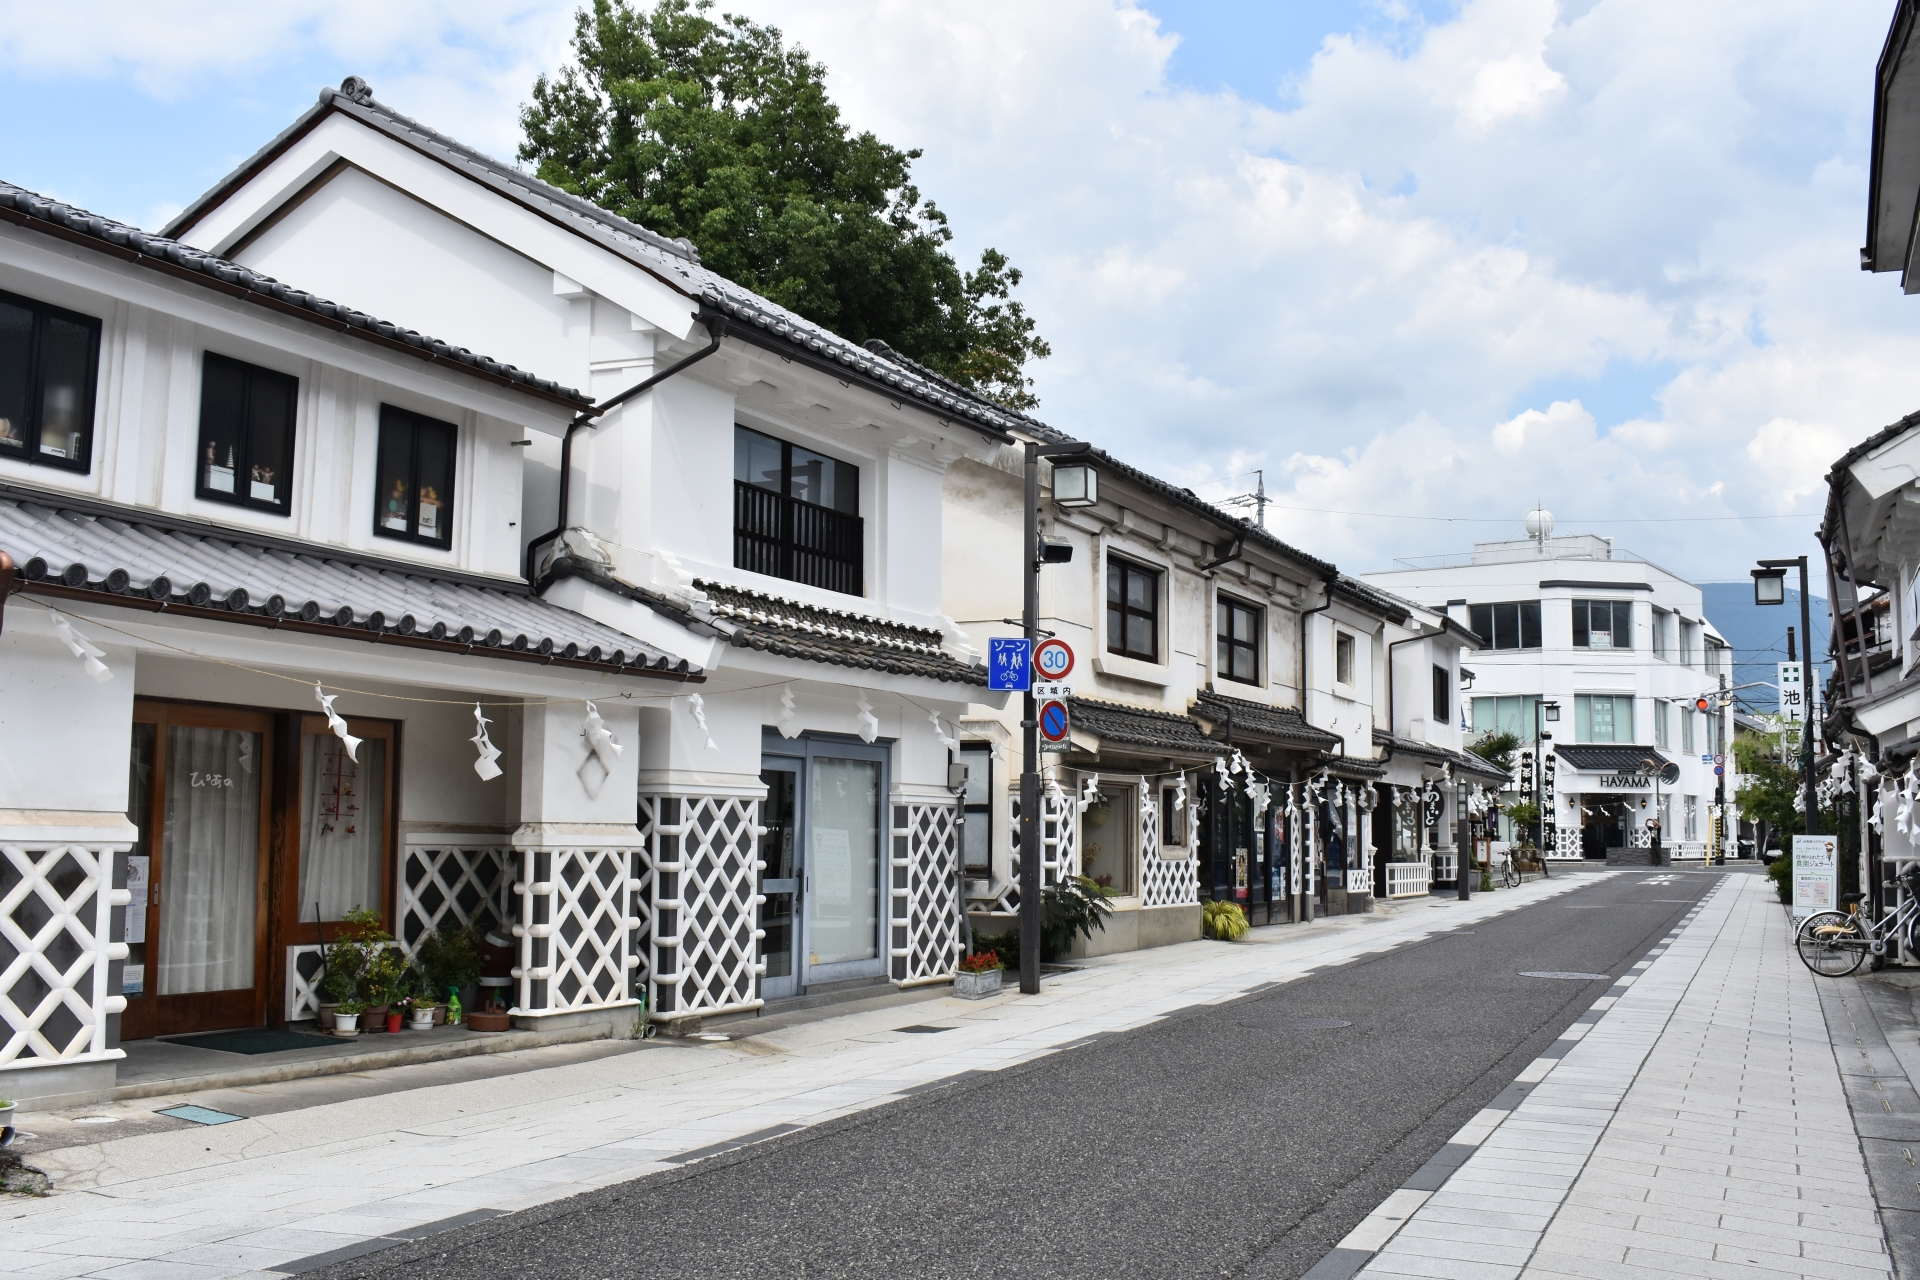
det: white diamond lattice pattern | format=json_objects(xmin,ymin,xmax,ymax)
[
  {"xmin": 638, "ymin": 796, "xmax": 763, "ymax": 1019},
  {"xmin": 1, "ymin": 843, "xmax": 127, "ymax": 1064},
  {"xmin": 513, "ymin": 845, "xmax": 639, "ymax": 1015},
  {"xmin": 397, "ymin": 842, "xmax": 513, "ymax": 956},
  {"xmin": 1139, "ymin": 799, "xmax": 1199, "ymax": 908},
  {"xmin": 997, "ymin": 789, "xmax": 1078, "ymax": 912},
  {"xmin": 284, "ymin": 944, "xmax": 324, "ymax": 1021},
  {"xmin": 891, "ymin": 803, "xmax": 965, "ymax": 983}
]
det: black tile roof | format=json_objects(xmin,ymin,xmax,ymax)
[
  {"xmin": 1372, "ymin": 730, "xmax": 1511, "ymax": 782},
  {"xmin": 0, "ymin": 181, "xmax": 590, "ymax": 409},
  {"xmin": 1553, "ymin": 745, "xmax": 1671, "ymax": 774},
  {"xmin": 0, "ymin": 488, "xmax": 697, "ymax": 678},
  {"xmin": 694, "ymin": 579, "xmax": 986, "ymax": 686},
  {"xmin": 1191, "ymin": 691, "xmax": 1341, "ymax": 751},
  {"xmin": 1066, "ymin": 696, "xmax": 1227, "ymax": 757}
]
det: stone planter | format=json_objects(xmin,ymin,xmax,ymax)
[{"xmin": 954, "ymin": 967, "xmax": 1003, "ymax": 1000}]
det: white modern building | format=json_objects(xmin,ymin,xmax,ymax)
[{"xmin": 1363, "ymin": 514, "xmax": 1733, "ymax": 862}]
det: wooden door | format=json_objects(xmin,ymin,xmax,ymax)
[{"xmin": 120, "ymin": 700, "xmax": 274, "ymax": 1040}]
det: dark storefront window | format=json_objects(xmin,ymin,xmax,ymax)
[
  {"xmin": 197, "ymin": 354, "xmax": 297, "ymax": 512},
  {"xmin": 0, "ymin": 289, "xmax": 102, "ymax": 472},
  {"xmin": 1217, "ymin": 596, "xmax": 1260, "ymax": 684},
  {"xmin": 373, "ymin": 405, "xmax": 457, "ymax": 549},
  {"xmin": 733, "ymin": 424, "xmax": 863, "ymax": 595}
]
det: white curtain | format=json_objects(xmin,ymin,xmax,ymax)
[
  {"xmin": 159, "ymin": 727, "xmax": 261, "ymax": 995},
  {"xmin": 299, "ymin": 734, "xmax": 386, "ymax": 922}
]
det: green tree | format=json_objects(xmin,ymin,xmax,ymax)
[
  {"xmin": 1467, "ymin": 729, "xmax": 1522, "ymax": 774},
  {"xmin": 1734, "ymin": 730, "xmax": 1802, "ymax": 852},
  {"xmin": 520, "ymin": 0, "xmax": 1051, "ymax": 409}
]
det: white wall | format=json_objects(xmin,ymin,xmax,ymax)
[{"xmin": 0, "ymin": 615, "xmax": 135, "ymax": 815}]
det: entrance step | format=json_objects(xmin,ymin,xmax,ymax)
[{"xmin": 110, "ymin": 1023, "xmax": 610, "ymax": 1102}]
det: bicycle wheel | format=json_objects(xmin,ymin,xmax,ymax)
[
  {"xmin": 1797, "ymin": 915, "xmax": 1866, "ymax": 977},
  {"xmin": 1797, "ymin": 910, "xmax": 1851, "ymax": 940}
]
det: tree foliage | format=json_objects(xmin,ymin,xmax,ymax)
[
  {"xmin": 1734, "ymin": 729, "xmax": 1804, "ymax": 847},
  {"xmin": 520, "ymin": 0, "xmax": 1051, "ymax": 408},
  {"xmin": 1467, "ymin": 730, "xmax": 1522, "ymax": 775}
]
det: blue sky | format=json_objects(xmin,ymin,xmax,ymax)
[{"xmin": 0, "ymin": 0, "xmax": 1900, "ymax": 581}]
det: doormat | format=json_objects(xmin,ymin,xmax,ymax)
[{"xmin": 164, "ymin": 1029, "xmax": 339, "ymax": 1056}]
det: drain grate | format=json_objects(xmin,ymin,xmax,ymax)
[
  {"xmin": 156, "ymin": 1105, "xmax": 244, "ymax": 1126},
  {"xmin": 1518, "ymin": 971, "xmax": 1610, "ymax": 981}
]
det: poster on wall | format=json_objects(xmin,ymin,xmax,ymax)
[{"xmin": 1791, "ymin": 834, "xmax": 1837, "ymax": 919}]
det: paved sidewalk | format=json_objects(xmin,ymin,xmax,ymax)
[
  {"xmin": 1334, "ymin": 870, "xmax": 1894, "ymax": 1280},
  {"xmin": 1, "ymin": 876, "xmax": 1604, "ymax": 1280}
]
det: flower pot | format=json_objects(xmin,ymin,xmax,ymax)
[
  {"xmin": 465, "ymin": 1010, "xmax": 511, "ymax": 1032},
  {"xmin": 385, "ymin": 1011, "xmax": 403, "ymax": 1033},
  {"xmin": 363, "ymin": 1004, "xmax": 390, "ymax": 1033},
  {"xmin": 953, "ymin": 968, "xmax": 1003, "ymax": 1000},
  {"xmin": 409, "ymin": 1008, "xmax": 434, "ymax": 1030},
  {"xmin": 429, "ymin": 1003, "xmax": 448, "ymax": 1026},
  {"xmin": 332, "ymin": 1010, "xmax": 362, "ymax": 1034}
]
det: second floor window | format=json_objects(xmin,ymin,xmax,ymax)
[
  {"xmin": 1335, "ymin": 631, "xmax": 1356, "ymax": 685},
  {"xmin": 374, "ymin": 405, "xmax": 456, "ymax": 549},
  {"xmin": 1573, "ymin": 599, "xmax": 1632, "ymax": 649},
  {"xmin": 197, "ymin": 354, "xmax": 297, "ymax": 512},
  {"xmin": 1681, "ymin": 706, "xmax": 1696, "ymax": 754},
  {"xmin": 1107, "ymin": 558, "xmax": 1160, "ymax": 662},
  {"xmin": 1217, "ymin": 596, "xmax": 1260, "ymax": 684},
  {"xmin": 1575, "ymin": 693, "xmax": 1634, "ymax": 743},
  {"xmin": 1655, "ymin": 701, "xmax": 1671, "ymax": 748},
  {"xmin": 1473, "ymin": 694, "xmax": 1542, "ymax": 741},
  {"xmin": 1432, "ymin": 664, "xmax": 1451, "ymax": 723},
  {"xmin": 734, "ymin": 425, "xmax": 862, "ymax": 595},
  {"xmin": 0, "ymin": 290, "xmax": 101, "ymax": 473},
  {"xmin": 1468, "ymin": 601, "xmax": 1541, "ymax": 650}
]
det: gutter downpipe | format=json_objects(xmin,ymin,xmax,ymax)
[
  {"xmin": 1297, "ymin": 574, "xmax": 1339, "ymax": 923},
  {"xmin": 526, "ymin": 316, "xmax": 727, "ymax": 584}
]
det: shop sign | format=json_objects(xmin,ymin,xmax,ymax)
[
  {"xmin": 1597, "ymin": 774, "xmax": 1650, "ymax": 789},
  {"xmin": 1791, "ymin": 834, "xmax": 1836, "ymax": 919},
  {"xmin": 1422, "ymin": 784, "xmax": 1443, "ymax": 828},
  {"xmin": 1778, "ymin": 662, "xmax": 1805, "ymax": 722},
  {"xmin": 1542, "ymin": 750, "xmax": 1557, "ymax": 852}
]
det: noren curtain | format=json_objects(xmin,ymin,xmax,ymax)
[{"xmin": 158, "ymin": 727, "xmax": 261, "ymax": 995}]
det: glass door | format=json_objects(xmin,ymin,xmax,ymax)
[
  {"xmin": 121, "ymin": 701, "xmax": 273, "ymax": 1040},
  {"xmin": 283, "ymin": 715, "xmax": 394, "ymax": 943},
  {"xmin": 804, "ymin": 752, "xmax": 885, "ymax": 984},
  {"xmin": 758, "ymin": 761, "xmax": 802, "ymax": 1001}
]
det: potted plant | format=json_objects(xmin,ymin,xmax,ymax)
[
  {"xmin": 408, "ymin": 998, "xmax": 435, "ymax": 1031},
  {"xmin": 416, "ymin": 922, "xmax": 482, "ymax": 1025},
  {"xmin": 1203, "ymin": 900, "xmax": 1250, "ymax": 941},
  {"xmin": 359, "ymin": 944, "xmax": 407, "ymax": 1034},
  {"xmin": 0, "ymin": 1092, "xmax": 14, "ymax": 1135},
  {"xmin": 954, "ymin": 950, "xmax": 1003, "ymax": 999},
  {"xmin": 332, "ymin": 1001, "xmax": 365, "ymax": 1036}
]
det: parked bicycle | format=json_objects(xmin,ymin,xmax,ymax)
[
  {"xmin": 1491, "ymin": 851, "xmax": 1520, "ymax": 890},
  {"xmin": 1796, "ymin": 870, "xmax": 1920, "ymax": 976}
]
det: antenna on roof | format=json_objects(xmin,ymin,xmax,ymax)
[{"xmin": 1220, "ymin": 469, "xmax": 1269, "ymax": 529}]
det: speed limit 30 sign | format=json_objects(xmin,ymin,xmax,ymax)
[{"xmin": 1033, "ymin": 638, "xmax": 1074, "ymax": 681}]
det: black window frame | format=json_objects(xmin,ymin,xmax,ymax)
[
  {"xmin": 733, "ymin": 424, "xmax": 864, "ymax": 596},
  {"xmin": 194, "ymin": 352, "xmax": 299, "ymax": 514},
  {"xmin": 1467, "ymin": 600, "xmax": 1542, "ymax": 651},
  {"xmin": 1572, "ymin": 599, "xmax": 1633, "ymax": 650},
  {"xmin": 1432, "ymin": 663, "xmax": 1451, "ymax": 723},
  {"xmin": 1335, "ymin": 631, "xmax": 1356, "ymax": 685},
  {"xmin": 1216, "ymin": 595, "xmax": 1261, "ymax": 685},
  {"xmin": 372, "ymin": 403, "xmax": 459, "ymax": 550},
  {"xmin": 0, "ymin": 288, "xmax": 103, "ymax": 475},
  {"xmin": 1106, "ymin": 557, "xmax": 1161, "ymax": 663}
]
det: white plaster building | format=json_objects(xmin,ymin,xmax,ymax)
[
  {"xmin": 1363, "ymin": 518, "xmax": 1732, "ymax": 862},
  {"xmin": 0, "ymin": 78, "xmax": 1018, "ymax": 1104}
]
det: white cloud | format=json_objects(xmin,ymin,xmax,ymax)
[{"xmin": 8, "ymin": 0, "xmax": 1913, "ymax": 581}]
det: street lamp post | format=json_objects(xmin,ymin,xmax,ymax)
[
  {"xmin": 1752, "ymin": 558, "xmax": 1819, "ymax": 838},
  {"xmin": 1018, "ymin": 441, "xmax": 1096, "ymax": 996}
]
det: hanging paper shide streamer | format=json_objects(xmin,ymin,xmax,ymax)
[
  {"xmin": 470, "ymin": 703, "xmax": 502, "ymax": 780},
  {"xmin": 928, "ymin": 708, "xmax": 960, "ymax": 753},
  {"xmin": 777, "ymin": 684, "xmax": 800, "ymax": 739},
  {"xmin": 314, "ymin": 683, "xmax": 362, "ymax": 761},
  {"xmin": 688, "ymin": 692, "xmax": 719, "ymax": 751},
  {"xmin": 48, "ymin": 609, "xmax": 112, "ymax": 683}
]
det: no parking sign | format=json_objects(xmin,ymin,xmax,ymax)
[{"xmin": 1038, "ymin": 699, "xmax": 1072, "ymax": 752}]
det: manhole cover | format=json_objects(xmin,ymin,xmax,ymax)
[
  {"xmin": 1240, "ymin": 1015, "xmax": 1352, "ymax": 1030},
  {"xmin": 1518, "ymin": 971, "xmax": 1610, "ymax": 981}
]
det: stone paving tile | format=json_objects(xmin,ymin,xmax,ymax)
[{"xmin": 1354, "ymin": 874, "xmax": 1897, "ymax": 1280}]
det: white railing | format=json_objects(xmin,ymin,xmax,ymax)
[
  {"xmin": 1384, "ymin": 861, "xmax": 1431, "ymax": 899},
  {"xmin": 1432, "ymin": 851, "xmax": 1458, "ymax": 884}
]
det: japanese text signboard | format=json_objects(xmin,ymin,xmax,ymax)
[
  {"xmin": 988, "ymin": 638, "xmax": 1032, "ymax": 692},
  {"xmin": 1778, "ymin": 662, "xmax": 1805, "ymax": 723},
  {"xmin": 1791, "ymin": 834, "xmax": 1836, "ymax": 919}
]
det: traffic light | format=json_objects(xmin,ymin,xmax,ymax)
[{"xmin": 1694, "ymin": 696, "xmax": 1712, "ymax": 713}]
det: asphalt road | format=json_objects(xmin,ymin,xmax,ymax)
[{"xmin": 323, "ymin": 868, "xmax": 1730, "ymax": 1280}]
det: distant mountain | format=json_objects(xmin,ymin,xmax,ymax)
[{"xmin": 1699, "ymin": 582, "xmax": 1831, "ymax": 714}]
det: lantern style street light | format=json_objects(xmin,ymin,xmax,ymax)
[{"xmin": 1050, "ymin": 461, "xmax": 1099, "ymax": 509}]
